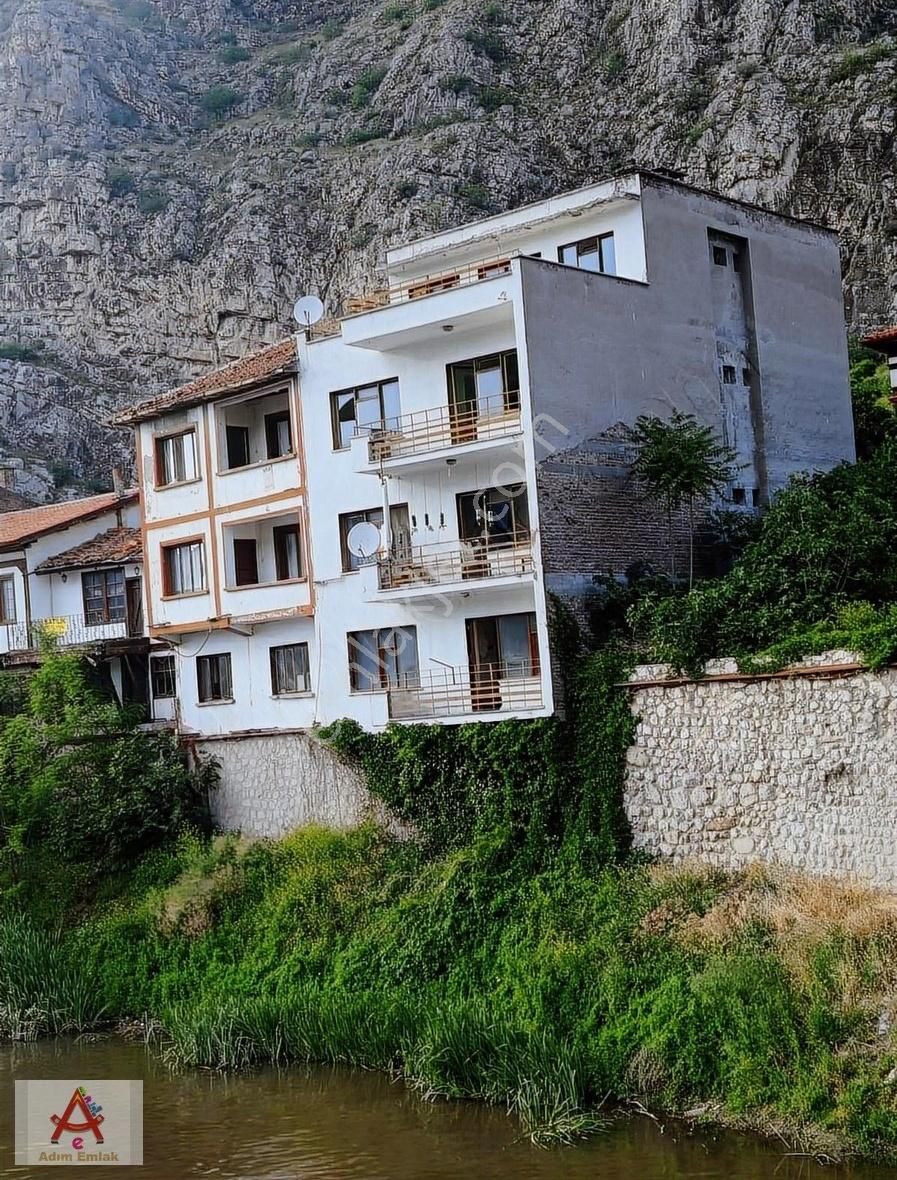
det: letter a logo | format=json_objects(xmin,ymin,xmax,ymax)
[{"xmin": 50, "ymin": 1088, "xmax": 105, "ymax": 1144}]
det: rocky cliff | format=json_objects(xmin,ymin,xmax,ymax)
[{"xmin": 1, "ymin": 0, "xmax": 894, "ymax": 494}]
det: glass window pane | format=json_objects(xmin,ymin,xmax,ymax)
[
  {"xmin": 356, "ymin": 389, "xmax": 382, "ymax": 429},
  {"xmin": 558, "ymin": 244, "xmax": 577, "ymax": 266},
  {"xmin": 577, "ymin": 239, "xmax": 600, "ymax": 272},
  {"xmin": 348, "ymin": 630, "xmax": 380, "ymax": 691},
  {"xmin": 380, "ymin": 380, "xmax": 400, "ymax": 424},
  {"xmin": 335, "ymin": 392, "xmax": 356, "ymax": 448},
  {"xmin": 497, "ymin": 614, "xmax": 532, "ymax": 678},
  {"xmin": 600, "ymin": 233, "xmax": 616, "ymax": 276}
]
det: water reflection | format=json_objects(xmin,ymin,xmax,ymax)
[{"xmin": 0, "ymin": 1039, "xmax": 891, "ymax": 1179}]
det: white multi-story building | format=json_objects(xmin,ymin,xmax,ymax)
[
  {"xmin": 0, "ymin": 490, "xmax": 174, "ymax": 720},
  {"xmin": 114, "ymin": 170, "xmax": 856, "ymax": 746}
]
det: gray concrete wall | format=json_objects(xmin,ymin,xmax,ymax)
[
  {"xmin": 520, "ymin": 176, "xmax": 855, "ymax": 608},
  {"xmin": 624, "ymin": 655, "xmax": 897, "ymax": 888}
]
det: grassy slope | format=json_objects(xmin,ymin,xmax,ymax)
[{"xmin": 5, "ymin": 825, "xmax": 897, "ymax": 1159}]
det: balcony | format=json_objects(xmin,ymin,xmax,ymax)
[
  {"xmin": 386, "ymin": 660, "xmax": 544, "ymax": 721},
  {"xmin": 0, "ymin": 614, "xmax": 137, "ymax": 659},
  {"xmin": 352, "ymin": 393, "xmax": 523, "ymax": 474},
  {"xmin": 375, "ymin": 533, "xmax": 534, "ymax": 601},
  {"xmin": 339, "ymin": 255, "xmax": 518, "ymax": 350}
]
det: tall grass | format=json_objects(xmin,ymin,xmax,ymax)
[{"xmin": 0, "ymin": 914, "xmax": 106, "ymax": 1039}]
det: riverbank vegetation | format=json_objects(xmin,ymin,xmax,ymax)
[{"xmin": 2, "ymin": 358, "xmax": 897, "ymax": 1159}]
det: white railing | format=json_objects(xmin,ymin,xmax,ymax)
[
  {"xmin": 360, "ymin": 392, "xmax": 522, "ymax": 463},
  {"xmin": 387, "ymin": 660, "xmax": 543, "ymax": 720},
  {"xmin": 378, "ymin": 533, "xmax": 533, "ymax": 591},
  {"xmin": 0, "ymin": 614, "xmax": 130, "ymax": 654}
]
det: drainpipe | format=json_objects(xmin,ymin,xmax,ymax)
[{"xmin": 380, "ymin": 474, "xmax": 392, "ymax": 552}]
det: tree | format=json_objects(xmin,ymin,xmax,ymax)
[
  {"xmin": 200, "ymin": 86, "xmax": 241, "ymax": 117},
  {"xmin": 629, "ymin": 411, "xmax": 738, "ymax": 587}
]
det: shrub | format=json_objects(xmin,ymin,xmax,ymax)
[
  {"xmin": 321, "ymin": 18, "xmax": 343, "ymax": 41},
  {"xmin": 107, "ymin": 165, "xmax": 135, "ymax": 197},
  {"xmin": 342, "ymin": 124, "xmax": 387, "ymax": 146},
  {"xmin": 395, "ymin": 179, "xmax": 419, "ymax": 198},
  {"xmin": 199, "ymin": 86, "xmax": 241, "ymax": 116},
  {"xmin": 831, "ymin": 42, "xmax": 894, "ymax": 82},
  {"xmin": 217, "ymin": 45, "xmax": 250, "ymax": 64},
  {"xmin": 272, "ymin": 42, "xmax": 312, "ymax": 65},
  {"xmin": 296, "ymin": 130, "xmax": 323, "ymax": 149},
  {"xmin": 383, "ymin": 2, "xmax": 413, "ymax": 24},
  {"xmin": 423, "ymin": 0, "xmax": 446, "ymax": 9},
  {"xmin": 351, "ymin": 65, "xmax": 388, "ymax": 109},
  {"xmin": 464, "ymin": 27, "xmax": 508, "ymax": 62},
  {"xmin": 601, "ymin": 49, "xmax": 626, "ymax": 80},
  {"xmin": 0, "ymin": 342, "xmax": 39, "ymax": 362},
  {"xmin": 137, "ymin": 188, "xmax": 169, "ymax": 214},
  {"xmin": 454, "ymin": 180, "xmax": 490, "ymax": 209},
  {"xmin": 440, "ymin": 73, "xmax": 475, "ymax": 93}
]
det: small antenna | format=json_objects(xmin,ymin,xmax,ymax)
[{"xmin": 293, "ymin": 295, "xmax": 325, "ymax": 329}]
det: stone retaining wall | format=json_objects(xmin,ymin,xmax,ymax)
[
  {"xmin": 196, "ymin": 730, "xmax": 385, "ymax": 838},
  {"xmin": 624, "ymin": 653, "xmax": 897, "ymax": 887}
]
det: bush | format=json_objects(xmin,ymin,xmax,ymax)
[
  {"xmin": 272, "ymin": 42, "xmax": 312, "ymax": 65},
  {"xmin": 0, "ymin": 342, "xmax": 39, "ymax": 362},
  {"xmin": 218, "ymin": 45, "xmax": 250, "ymax": 64},
  {"xmin": 342, "ymin": 124, "xmax": 387, "ymax": 146},
  {"xmin": 107, "ymin": 165, "xmax": 135, "ymax": 197},
  {"xmin": 464, "ymin": 27, "xmax": 508, "ymax": 62},
  {"xmin": 137, "ymin": 188, "xmax": 169, "ymax": 214},
  {"xmin": 351, "ymin": 65, "xmax": 388, "ymax": 109},
  {"xmin": 830, "ymin": 41, "xmax": 894, "ymax": 81},
  {"xmin": 199, "ymin": 86, "xmax": 241, "ymax": 116}
]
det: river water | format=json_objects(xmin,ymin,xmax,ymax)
[{"xmin": 0, "ymin": 1038, "xmax": 894, "ymax": 1178}]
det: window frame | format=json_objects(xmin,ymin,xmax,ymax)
[
  {"xmin": 162, "ymin": 538, "xmax": 207, "ymax": 598},
  {"xmin": 338, "ymin": 503, "xmax": 410, "ymax": 573},
  {"xmin": 270, "ymin": 642, "xmax": 311, "ymax": 696},
  {"xmin": 330, "ymin": 378, "xmax": 401, "ymax": 450},
  {"xmin": 196, "ymin": 652, "xmax": 233, "ymax": 704},
  {"xmin": 81, "ymin": 567, "xmax": 126, "ymax": 626},
  {"xmin": 150, "ymin": 654, "xmax": 177, "ymax": 699},
  {"xmin": 273, "ymin": 522, "xmax": 304, "ymax": 582},
  {"xmin": 347, "ymin": 625, "xmax": 419, "ymax": 693},
  {"xmin": 0, "ymin": 575, "xmax": 16, "ymax": 624},
  {"xmin": 557, "ymin": 232, "xmax": 616, "ymax": 275},
  {"xmin": 154, "ymin": 428, "xmax": 199, "ymax": 489}
]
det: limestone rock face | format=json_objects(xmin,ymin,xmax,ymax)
[{"xmin": 1, "ymin": 0, "xmax": 894, "ymax": 491}]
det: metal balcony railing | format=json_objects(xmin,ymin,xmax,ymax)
[
  {"xmin": 387, "ymin": 660, "xmax": 543, "ymax": 720},
  {"xmin": 0, "ymin": 614, "xmax": 130, "ymax": 654},
  {"xmin": 378, "ymin": 533, "xmax": 533, "ymax": 591},
  {"xmin": 344, "ymin": 253, "xmax": 515, "ymax": 313},
  {"xmin": 360, "ymin": 392, "xmax": 522, "ymax": 463}
]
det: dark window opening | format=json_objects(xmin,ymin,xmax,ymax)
[
  {"xmin": 233, "ymin": 538, "xmax": 259, "ymax": 586},
  {"xmin": 732, "ymin": 487, "xmax": 746, "ymax": 505},
  {"xmin": 722, "ymin": 365, "xmax": 737, "ymax": 384},
  {"xmin": 273, "ymin": 523, "xmax": 303, "ymax": 581},
  {"xmin": 265, "ymin": 410, "xmax": 293, "ymax": 460},
  {"xmin": 733, "ymin": 250, "xmax": 742, "ymax": 272},
  {"xmin": 712, "ymin": 245, "xmax": 728, "ymax": 266},
  {"xmin": 742, "ymin": 368, "xmax": 752, "ymax": 386},
  {"xmin": 197, "ymin": 653, "xmax": 232, "ymax": 703},
  {"xmin": 226, "ymin": 423, "xmax": 250, "ymax": 469}
]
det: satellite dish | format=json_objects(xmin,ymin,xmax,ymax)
[
  {"xmin": 293, "ymin": 295, "xmax": 325, "ymax": 328},
  {"xmin": 346, "ymin": 520, "xmax": 383, "ymax": 560}
]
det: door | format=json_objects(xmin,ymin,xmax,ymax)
[
  {"xmin": 125, "ymin": 577, "xmax": 143, "ymax": 637},
  {"xmin": 233, "ymin": 539, "xmax": 259, "ymax": 586},
  {"xmin": 465, "ymin": 618, "xmax": 502, "ymax": 712},
  {"xmin": 226, "ymin": 424, "xmax": 250, "ymax": 469},
  {"xmin": 447, "ymin": 352, "xmax": 519, "ymax": 444}
]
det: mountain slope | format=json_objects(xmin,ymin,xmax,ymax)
[{"xmin": 2, "ymin": 0, "xmax": 895, "ymax": 493}]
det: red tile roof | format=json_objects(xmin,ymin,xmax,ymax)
[
  {"xmin": 0, "ymin": 490, "xmax": 138, "ymax": 551},
  {"xmin": 35, "ymin": 526, "xmax": 142, "ymax": 573},
  {"xmin": 111, "ymin": 338, "xmax": 297, "ymax": 426},
  {"xmin": 863, "ymin": 325, "xmax": 897, "ymax": 351}
]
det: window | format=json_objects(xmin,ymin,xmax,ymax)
[
  {"xmin": 557, "ymin": 232, "xmax": 616, "ymax": 275},
  {"xmin": 742, "ymin": 368, "xmax": 752, "ymax": 386},
  {"xmin": 457, "ymin": 485, "xmax": 530, "ymax": 547},
  {"xmin": 348, "ymin": 626, "xmax": 419, "ymax": 692},
  {"xmin": 163, "ymin": 540, "xmax": 205, "ymax": 596},
  {"xmin": 82, "ymin": 568, "xmax": 126, "ymax": 625},
  {"xmin": 722, "ymin": 365, "xmax": 737, "ymax": 384},
  {"xmin": 447, "ymin": 350, "xmax": 520, "ymax": 439},
  {"xmin": 265, "ymin": 411, "xmax": 293, "ymax": 459},
  {"xmin": 466, "ymin": 613, "xmax": 539, "ymax": 679},
  {"xmin": 197, "ymin": 653, "xmax": 233, "ymax": 703},
  {"xmin": 0, "ymin": 577, "xmax": 15, "ymax": 624},
  {"xmin": 226, "ymin": 424, "xmax": 250, "ymax": 470},
  {"xmin": 233, "ymin": 538, "xmax": 259, "ymax": 586},
  {"xmin": 273, "ymin": 523, "xmax": 303, "ymax": 580},
  {"xmin": 732, "ymin": 487, "xmax": 746, "ymax": 505},
  {"xmin": 712, "ymin": 245, "xmax": 728, "ymax": 266},
  {"xmin": 155, "ymin": 429, "xmax": 198, "ymax": 487},
  {"xmin": 270, "ymin": 642, "xmax": 310, "ymax": 695},
  {"xmin": 330, "ymin": 379, "xmax": 401, "ymax": 449},
  {"xmin": 150, "ymin": 654, "xmax": 176, "ymax": 699},
  {"xmin": 339, "ymin": 504, "xmax": 410, "ymax": 572}
]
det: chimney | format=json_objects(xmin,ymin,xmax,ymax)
[{"xmin": 112, "ymin": 465, "xmax": 124, "ymax": 494}]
